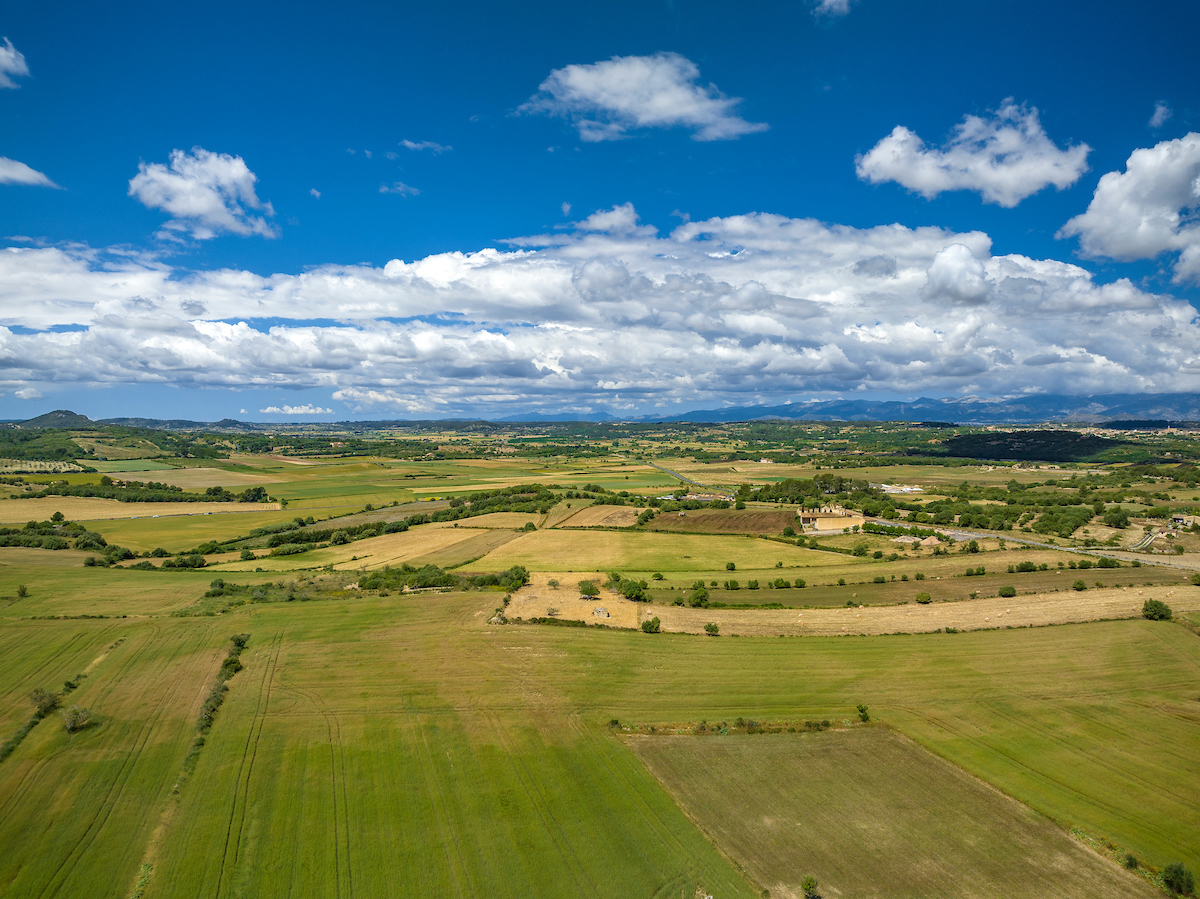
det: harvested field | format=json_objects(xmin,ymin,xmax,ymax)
[
  {"xmin": 647, "ymin": 508, "xmax": 797, "ymax": 536},
  {"xmin": 629, "ymin": 728, "xmax": 1158, "ymax": 899},
  {"xmin": 0, "ymin": 546, "xmax": 96, "ymax": 569},
  {"xmin": 507, "ymin": 583, "xmax": 1200, "ymax": 636},
  {"xmin": 0, "ymin": 497, "xmax": 280, "ymax": 523},
  {"xmin": 212, "ymin": 524, "xmax": 496, "ymax": 572},
  {"xmin": 541, "ymin": 501, "xmax": 583, "ymax": 528},
  {"xmin": 100, "ymin": 467, "xmax": 279, "ymax": 488},
  {"xmin": 87, "ymin": 460, "xmax": 179, "ymax": 472},
  {"xmin": 442, "ymin": 511, "xmax": 542, "ymax": 529},
  {"xmin": 505, "ymin": 573, "xmax": 641, "ymax": 629},
  {"xmin": 411, "ymin": 528, "xmax": 522, "ymax": 568},
  {"xmin": 457, "ymin": 529, "xmax": 843, "ymax": 576},
  {"xmin": 291, "ymin": 500, "xmax": 453, "ymax": 533},
  {"xmin": 557, "ymin": 505, "xmax": 644, "ymax": 528}
]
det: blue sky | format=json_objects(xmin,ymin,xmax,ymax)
[{"xmin": 1, "ymin": 0, "xmax": 1199, "ymax": 421}]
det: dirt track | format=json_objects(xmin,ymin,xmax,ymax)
[{"xmin": 503, "ymin": 575, "xmax": 1200, "ymax": 636}]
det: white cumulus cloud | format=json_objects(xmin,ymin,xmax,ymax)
[
  {"xmin": 259, "ymin": 404, "xmax": 333, "ymax": 415},
  {"xmin": 128, "ymin": 147, "xmax": 278, "ymax": 240},
  {"xmin": 923, "ymin": 244, "xmax": 992, "ymax": 305},
  {"xmin": 856, "ymin": 100, "xmax": 1090, "ymax": 207},
  {"xmin": 0, "ymin": 38, "xmax": 30, "ymax": 89},
  {"xmin": 519, "ymin": 52, "xmax": 768, "ymax": 142},
  {"xmin": 0, "ymin": 157, "xmax": 58, "ymax": 188},
  {"xmin": 1059, "ymin": 132, "xmax": 1200, "ymax": 283}
]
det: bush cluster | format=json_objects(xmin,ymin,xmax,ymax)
[
  {"xmin": 1142, "ymin": 599, "xmax": 1173, "ymax": 620},
  {"xmin": 358, "ymin": 563, "xmax": 529, "ymax": 593}
]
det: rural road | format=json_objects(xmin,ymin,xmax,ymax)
[{"xmin": 644, "ymin": 461, "xmax": 707, "ymax": 490}]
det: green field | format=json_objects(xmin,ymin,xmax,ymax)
[{"xmin": 2, "ymin": 588, "xmax": 1198, "ymax": 898}]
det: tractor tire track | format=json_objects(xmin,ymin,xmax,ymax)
[
  {"xmin": 406, "ymin": 708, "xmax": 472, "ymax": 898},
  {"xmin": 483, "ymin": 710, "xmax": 597, "ymax": 899},
  {"xmin": 38, "ymin": 626, "xmax": 202, "ymax": 899},
  {"xmin": 0, "ymin": 629, "xmax": 127, "ymax": 819},
  {"xmin": 212, "ymin": 631, "xmax": 283, "ymax": 899},
  {"xmin": 288, "ymin": 683, "xmax": 353, "ymax": 899}
]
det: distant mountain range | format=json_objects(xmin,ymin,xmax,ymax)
[
  {"xmin": 642, "ymin": 394, "xmax": 1200, "ymax": 424},
  {"xmin": 11, "ymin": 394, "xmax": 1200, "ymax": 430}
]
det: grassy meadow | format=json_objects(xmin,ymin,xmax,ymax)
[{"xmin": 1, "ymin": 447, "xmax": 1198, "ymax": 898}]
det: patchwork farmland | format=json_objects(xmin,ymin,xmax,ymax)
[{"xmin": 1, "ymin": 420, "xmax": 1198, "ymax": 898}]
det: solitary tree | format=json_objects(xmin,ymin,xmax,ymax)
[
  {"xmin": 1142, "ymin": 599, "xmax": 1173, "ymax": 620},
  {"xmin": 60, "ymin": 704, "xmax": 92, "ymax": 733},
  {"xmin": 856, "ymin": 704, "xmax": 870, "ymax": 722},
  {"xmin": 801, "ymin": 875, "xmax": 818, "ymax": 898}
]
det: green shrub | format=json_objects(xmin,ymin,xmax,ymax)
[
  {"xmin": 998, "ymin": 585, "xmax": 1016, "ymax": 598},
  {"xmin": 1163, "ymin": 862, "xmax": 1194, "ymax": 895},
  {"xmin": 578, "ymin": 580, "xmax": 599, "ymax": 597},
  {"xmin": 915, "ymin": 592, "xmax": 931, "ymax": 604},
  {"xmin": 704, "ymin": 622, "xmax": 719, "ymax": 636},
  {"xmin": 1072, "ymin": 579, "xmax": 1087, "ymax": 591},
  {"xmin": 725, "ymin": 561, "xmax": 736, "ymax": 571},
  {"xmin": 30, "ymin": 688, "xmax": 58, "ymax": 717},
  {"xmin": 640, "ymin": 616, "xmax": 661, "ymax": 634},
  {"xmin": 872, "ymin": 576, "xmax": 886, "ymax": 584},
  {"xmin": 1142, "ymin": 599, "xmax": 1173, "ymax": 620},
  {"xmin": 856, "ymin": 704, "xmax": 870, "ymax": 722}
]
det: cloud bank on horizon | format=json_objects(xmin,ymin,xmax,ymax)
[
  {"xmin": 1, "ymin": 2, "xmax": 1198, "ymax": 419},
  {"xmin": 2, "ymin": 189, "xmax": 1199, "ymax": 416}
]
